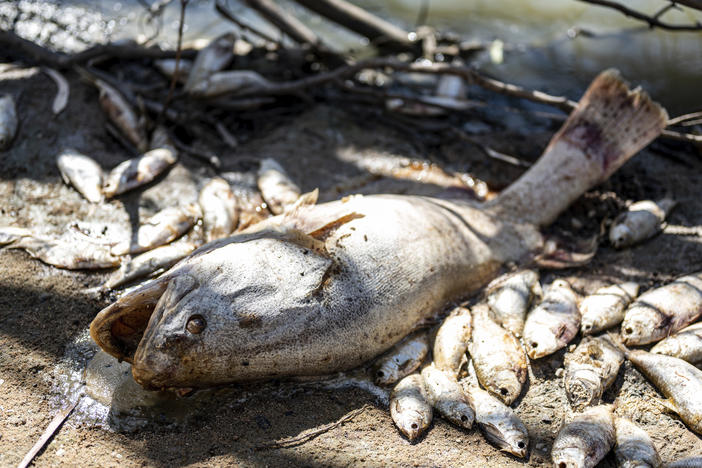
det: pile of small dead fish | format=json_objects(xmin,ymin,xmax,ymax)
[{"xmin": 376, "ymin": 268, "xmax": 702, "ymax": 467}]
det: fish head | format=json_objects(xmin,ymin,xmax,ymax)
[
  {"xmin": 390, "ymin": 402, "xmax": 429, "ymax": 441},
  {"xmin": 374, "ymin": 359, "xmax": 402, "ymax": 386},
  {"xmin": 620, "ymin": 304, "xmax": 664, "ymax": 345},
  {"xmin": 609, "ymin": 221, "xmax": 633, "ymax": 248},
  {"xmin": 491, "ymin": 370, "xmax": 522, "ymax": 405},
  {"xmin": 580, "ymin": 316, "xmax": 600, "ymax": 335},
  {"xmin": 552, "ymin": 448, "xmax": 585, "ymax": 468},
  {"xmin": 481, "ymin": 421, "xmax": 528, "ymax": 457},
  {"xmin": 524, "ymin": 326, "xmax": 560, "ymax": 359},
  {"xmin": 91, "ymin": 229, "xmax": 334, "ymax": 390}
]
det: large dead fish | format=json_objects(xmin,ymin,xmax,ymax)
[
  {"xmin": 89, "ymin": 70, "xmax": 668, "ymax": 391},
  {"xmin": 0, "ymin": 93, "xmax": 18, "ymax": 150},
  {"xmin": 621, "ymin": 271, "xmax": 702, "ymax": 346},
  {"xmin": 563, "ymin": 335, "xmax": 624, "ymax": 410},
  {"xmin": 626, "ymin": 350, "xmax": 702, "ymax": 435},
  {"xmin": 551, "ymin": 404, "xmax": 615, "ymax": 468},
  {"xmin": 651, "ymin": 322, "xmax": 702, "ymax": 365},
  {"xmin": 469, "ymin": 303, "xmax": 527, "ymax": 405}
]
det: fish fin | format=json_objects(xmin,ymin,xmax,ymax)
[
  {"xmin": 489, "ymin": 69, "xmax": 668, "ymax": 227},
  {"xmin": 655, "ymin": 397, "xmax": 679, "ymax": 415},
  {"xmin": 283, "ymin": 188, "xmax": 319, "ymax": 215},
  {"xmin": 532, "ymin": 234, "xmax": 598, "ymax": 269},
  {"xmin": 656, "ymin": 197, "xmax": 677, "ymax": 216}
]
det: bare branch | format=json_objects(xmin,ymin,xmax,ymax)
[
  {"xmin": 575, "ymin": 0, "xmax": 702, "ymax": 31},
  {"xmin": 214, "ymin": 0, "xmax": 281, "ymax": 45},
  {"xmin": 239, "ymin": 0, "xmax": 323, "ymax": 47},
  {"xmin": 668, "ymin": 110, "xmax": 702, "ymax": 126}
]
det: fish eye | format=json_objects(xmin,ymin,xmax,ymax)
[
  {"xmin": 517, "ymin": 441, "xmax": 526, "ymax": 449},
  {"xmin": 186, "ymin": 314, "xmax": 206, "ymax": 334}
]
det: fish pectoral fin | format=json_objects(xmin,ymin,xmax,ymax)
[{"xmin": 653, "ymin": 397, "xmax": 679, "ymax": 415}]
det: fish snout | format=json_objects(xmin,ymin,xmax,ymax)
[{"xmin": 131, "ymin": 336, "xmax": 184, "ymax": 390}]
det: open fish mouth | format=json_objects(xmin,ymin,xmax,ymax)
[{"xmin": 90, "ymin": 277, "xmax": 169, "ymax": 363}]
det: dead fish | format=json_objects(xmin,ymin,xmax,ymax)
[
  {"xmin": 220, "ymin": 171, "xmax": 270, "ymax": 231},
  {"xmin": 666, "ymin": 457, "xmax": 702, "ymax": 468},
  {"xmin": 88, "ymin": 70, "xmax": 668, "ymax": 390},
  {"xmin": 257, "ymin": 158, "xmax": 301, "ymax": 215},
  {"xmin": 469, "ymin": 303, "xmax": 527, "ymax": 405},
  {"xmin": 463, "ymin": 384, "xmax": 529, "ymax": 457},
  {"xmin": 627, "ymin": 350, "xmax": 702, "ymax": 435},
  {"xmin": 374, "ymin": 332, "xmax": 429, "ymax": 386},
  {"xmin": 580, "ymin": 282, "xmax": 639, "ymax": 335},
  {"xmin": 523, "ymin": 279, "xmax": 580, "ymax": 359},
  {"xmin": 0, "ymin": 94, "xmax": 18, "ymax": 150},
  {"xmin": 551, "ymin": 404, "xmax": 615, "ymax": 468},
  {"xmin": 154, "ymin": 59, "xmax": 193, "ymax": 83},
  {"xmin": 0, "ymin": 226, "xmax": 33, "ymax": 245},
  {"xmin": 621, "ymin": 271, "xmax": 702, "ymax": 346},
  {"xmin": 651, "ymin": 322, "xmax": 702, "ymax": 365},
  {"xmin": 111, "ymin": 204, "xmax": 201, "ymax": 256},
  {"xmin": 149, "ymin": 126, "xmax": 177, "ymax": 154},
  {"xmin": 93, "ymin": 78, "xmax": 147, "ymax": 152},
  {"xmin": 390, "ymin": 373, "xmax": 432, "ymax": 441},
  {"xmin": 199, "ymin": 177, "xmax": 239, "ymax": 242},
  {"xmin": 609, "ymin": 198, "xmax": 676, "ymax": 248},
  {"xmin": 421, "ymin": 364, "xmax": 474, "ymax": 429},
  {"xmin": 102, "ymin": 148, "xmax": 177, "ymax": 198},
  {"xmin": 42, "ymin": 67, "xmax": 69, "ymax": 114},
  {"xmin": 56, "ymin": 148, "xmax": 104, "ymax": 203},
  {"xmin": 485, "ymin": 269, "xmax": 541, "ymax": 337},
  {"xmin": 187, "ymin": 70, "xmax": 272, "ymax": 98},
  {"xmin": 563, "ymin": 336, "xmax": 624, "ymax": 409},
  {"xmin": 105, "ymin": 241, "xmax": 197, "ymax": 289},
  {"xmin": 184, "ymin": 33, "xmax": 236, "ymax": 92},
  {"xmin": 432, "ymin": 306, "xmax": 471, "ymax": 376},
  {"xmin": 4, "ymin": 231, "xmax": 120, "ymax": 269},
  {"xmin": 613, "ymin": 416, "xmax": 661, "ymax": 468}
]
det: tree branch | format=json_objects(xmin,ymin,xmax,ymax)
[{"xmin": 575, "ymin": 0, "xmax": 702, "ymax": 31}]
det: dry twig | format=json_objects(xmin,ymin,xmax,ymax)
[{"xmin": 575, "ymin": 0, "xmax": 702, "ymax": 31}]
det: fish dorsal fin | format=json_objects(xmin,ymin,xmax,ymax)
[
  {"xmin": 283, "ymin": 188, "xmax": 319, "ymax": 215},
  {"xmin": 272, "ymin": 225, "xmax": 327, "ymax": 253}
]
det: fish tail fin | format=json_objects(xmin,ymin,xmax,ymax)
[{"xmin": 488, "ymin": 69, "xmax": 668, "ymax": 227}]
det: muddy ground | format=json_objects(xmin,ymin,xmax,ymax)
[{"xmin": 0, "ymin": 67, "xmax": 701, "ymax": 468}]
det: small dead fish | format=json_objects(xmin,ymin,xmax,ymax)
[
  {"xmin": 551, "ymin": 404, "xmax": 615, "ymax": 468},
  {"xmin": 614, "ymin": 416, "xmax": 661, "ymax": 468},
  {"xmin": 111, "ymin": 204, "xmax": 201, "ymax": 256},
  {"xmin": 523, "ymin": 279, "xmax": 580, "ymax": 359},
  {"xmin": 609, "ymin": 198, "xmax": 676, "ymax": 248},
  {"xmin": 56, "ymin": 148, "xmax": 104, "ymax": 203},
  {"xmin": 102, "ymin": 148, "xmax": 177, "ymax": 198},
  {"xmin": 563, "ymin": 336, "xmax": 624, "ymax": 409},
  {"xmin": 469, "ymin": 303, "xmax": 527, "ymax": 405},
  {"xmin": 432, "ymin": 306, "xmax": 471, "ymax": 376},
  {"xmin": 220, "ymin": 172, "xmax": 270, "ymax": 230},
  {"xmin": 187, "ymin": 70, "xmax": 271, "ymax": 97},
  {"xmin": 94, "ymin": 78, "xmax": 147, "ymax": 152},
  {"xmin": 390, "ymin": 373, "xmax": 432, "ymax": 441},
  {"xmin": 621, "ymin": 271, "xmax": 702, "ymax": 346},
  {"xmin": 0, "ymin": 226, "xmax": 33, "ymax": 245},
  {"xmin": 485, "ymin": 269, "xmax": 541, "ymax": 337},
  {"xmin": 5, "ymin": 232, "xmax": 121, "ymax": 269},
  {"xmin": 374, "ymin": 332, "xmax": 429, "ymax": 386},
  {"xmin": 184, "ymin": 33, "xmax": 236, "ymax": 92},
  {"xmin": 105, "ymin": 241, "xmax": 197, "ymax": 289},
  {"xmin": 421, "ymin": 364, "xmax": 474, "ymax": 429},
  {"xmin": 651, "ymin": 322, "xmax": 702, "ymax": 365},
  {"xmin": 463, "ymin": 384, "xmax": 529, "ymax": 457},
  {"xmin": 199, "ymin": 177, "xmax": 239, "ymax": 242},
  {"xmin": 627, "ymin": 350, "xmax": 702, "ymax": 435},
  {"xmin": 42, "ymin": 67, "xmax": 69, "ymax": 114},
  {"xmin": 666, "ymin": 457, "xmax": 702, "ymax": 468},
  {"xmin": 0, "ymin": 94, "xmax": 18, "ymax": 150},
  {"xmin": 154, "ymin": 59, "xmax": 193, "ymax": 83},
  {"xmin": 257, "ymin": 158, "xmax": 301, "ymax": 215},
  {"xmin": 580, "ymin": 282, "xmax": 639, "ymax": 335}
]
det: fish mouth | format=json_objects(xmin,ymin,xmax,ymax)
[{"xmin": 90, "ymin": 277, "xmax": 169, "ymax": 363}]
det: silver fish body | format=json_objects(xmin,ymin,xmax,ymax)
[
  {"xmin": 621, "ymin": 272, "xmax": 702, "ymax": 346},
  {"xmin": 469, "ymin": 303, "xmax": 527, "ymax": 405},
  {"xmin": 187, "ymin": 70, "xmax": 271, "ymax": 98},
  {"xmin": 523, "ymin": 279, "xmax": 580, "ymax": 359},
  {"xmin": 199, "ymin": 177, "xmax": 239, "ymax": 242},
  {"xmin": 463, "ymin": 384, "xmax": 528, "ymax": 457},
  {"xmin": 6, "ymin": 232, "xmax": 120, "ymax": 269},
  {"xmin": 105, "ymin": 241, "xmax": 198, "ymax": 289},
  {"xmin": 390, "ymin": 373, "xmax": 432, "ymax": 441},
  {"xmin": 94, "ymin": 78, "xmax": 147, "ymax": 152},
  {"xmin": 257, "ymin": 158, "xmax": 301, "ymax": 215},
  {"xmin": 651, "ymin": 322, "xmax": 702, "ymax": 365},
  {"xmin": 184, "ymin": 33, "xmax": 236, "ymax": 92},
  {"xmin": 552, "ymin": 404, "xmax": 615, "ymax": 468},
  {"xmin": 374, "ymin": 332, "xmax": 429, "ymax": 386},
  {"xmin": 432, "ymin": 306, "xmax": 471, "ymax": 376},
  {"xmin": 485, "ymin": 269, "xmax": 541, "ymax": 337},
  {"xmin": 111, "ymin": 204, "xmax": 201, "ymax": 256},
  {"xmin": 580, "ymin": 282, "xmax": 639, "ymax": 335},
  {"xmin": 102, "ymin": 148, "xmax": 177, "ymax": 198},
  {"xmin": 627, "ymin": 350, "xmax": 702, "ymax": 435},
  {"xmin": 665, "ymin": 457, "xmax": 702, "ymax": 468},
  {"xmin": 609, "ymin": 199, "xmax": 675, "ymax": 249},
  {"xmin": 0, "ymin": 226, "xmax": 33, "ymax": 245},
  {"xmin": 56, "ymin": 148, "xmax": 104, "ymax": 203},
  {"xmin": 614, "ymin": 416, "xmax": 661, "ymax": 468},
  {"xmin": 0, "ymin": 94, "xmax": 18, "ymax": 149},
  {"xmin": 421, "ymin": 365, "xmax": 474, "ymax": 429},
  {"xmin": 563, "ymin": 336, "xmax": 624, "ymax": 410}
]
